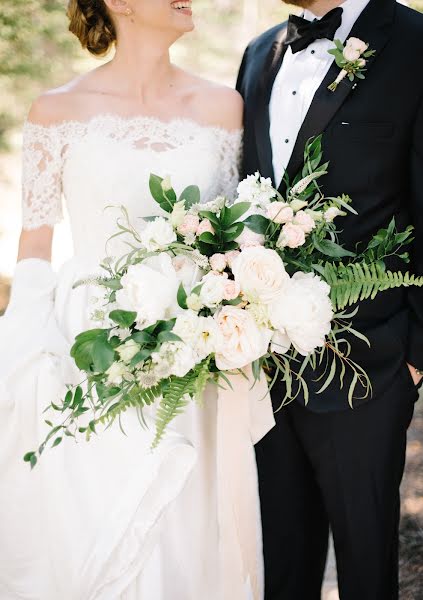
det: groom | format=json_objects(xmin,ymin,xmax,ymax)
[{"xmin": 237, "ymin": 0, "xmax": 423, "ymax": 598}]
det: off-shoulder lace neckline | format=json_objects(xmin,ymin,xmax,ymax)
[{"xmin": 24, "ymin": 112, "xmax": 243, "ymax": 138}]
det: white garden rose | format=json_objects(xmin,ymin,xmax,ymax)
[
  {"xmin": 117, "ymin": 339, "xmax": 141, "ymax": 363},
  {"xmin": 141, "ymin": 217, "xmax": 177, "ymax": 251},
  {"xmin": 199, "ymin": 272, "xmax": 227, "ymax": 308},
  {"xmin": 116, "ymin": 254, "xmax": 179, "ymax": 328},
  {"xmin": 232, "ymin": 246, "xmax": 289, "ymax": 304},
  {"xmin": 214, "ymin": 306, "xmax": 272, "ymax": 370},
  {"xmin": 106, "ymin": 361, "xmax": 133, "ymax": 385},
  {"xmin": 268, "ymin": 272, "xmax": 334, "ymax": 356}
]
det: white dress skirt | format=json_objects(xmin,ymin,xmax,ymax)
[{"xmin": 0, "ymin": 115, "xmax": 275, "ymax": 600}]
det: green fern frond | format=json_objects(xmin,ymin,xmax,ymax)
[
  {"xmin": 153, "ymin": 373, "xmax": 196, "ymax": 448},
  {"xmin": 323, "ymin": 261, "xmax": 423, "ymax": 311},
  {"xmin": 99, "ymin": 384, "xmax": 162, "ymax": 425}
]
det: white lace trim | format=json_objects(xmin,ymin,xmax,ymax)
[{"xmin": 21, "ymin": 114, "xmax": 242, "ymax": 230}]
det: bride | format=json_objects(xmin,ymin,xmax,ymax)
[{"xmin": 0, "ymin": 1, "xmax": 275, "ymax": 599}]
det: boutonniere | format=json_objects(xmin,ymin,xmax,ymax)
[{"xmin": 327, "ymin": 37, "xmax": 376, "ymax": 92}]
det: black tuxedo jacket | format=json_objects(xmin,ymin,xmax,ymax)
[{"xmin": 237, "ymin": 0, "xmax": 423, "ymax": 411}]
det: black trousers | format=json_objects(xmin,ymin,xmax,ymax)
[{"xmin": 256, "ymin": 365, "xmax": 418, "ymax": 600}]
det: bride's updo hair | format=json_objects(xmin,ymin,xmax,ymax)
[{"xmin": 67, "ymin": 0, "xmax": 116, "ymax": 56}]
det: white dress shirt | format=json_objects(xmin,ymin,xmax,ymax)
[{"xmin": 269, "ymin": 0, "xmax": 370, "ymax": 187}]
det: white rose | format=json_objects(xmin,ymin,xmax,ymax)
[
  {"xmin": 324, "ymin": 207, "xmax": 344, "ymax": 222},
  {"xmin": 347, "ymin": 37, "xmax": 368, "ymax": 54},
  {"xmin": 293, "ymin": 210, "xmax": 316, "ymax": 234},
  {"xmin": 116, "ymin": 254, "xmax": 179, "ymax": 328},
  {"xmin": 170, "ymin": 200, "xmax": 187, "ymax": 228},
  {"xmin": 266, "ymin": 202, "xmax": 294, "ymax": 224},
  {"xmin": 214, "ymin": 306, "xmax": 272, "ymax": 370},
  {"xmin": 141, "ymin": 217, "xmax": 177, "ymax": 251},
  {"xmin": 199, "ymin": 272, "xmax": 227, "ymax": 308},
  {"xmin": 106, "ymin": 361, "xmax": 133, "ymax": 385},
  {"xmin": 236, "ymin": 227, "xmax": 265, "ymax": 250},
  {"xmin": 343, "ymin": 46, "xmax": 361, "ymax": 62},
  {"xmin": 232, "ymin": 246, "xmax": 289, "ymax": 304},
  {"xmin": 277, "ymin": 223, "xmax": 306, "ymax": 249},
  {"xmin": 268, "ymin": 273, "xmax": 334, "ymax": 356},
  {"xmin": 117, "ymin": 339, "xmax": 141, "ymax": 363},
  {"xmin": 172, "ymin": 255, "xmax": 201, "ymax": 291}
]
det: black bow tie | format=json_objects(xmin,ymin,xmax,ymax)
[{"xmin": 285, "ymin": 7, "xmax": 343, "ymax": 54}]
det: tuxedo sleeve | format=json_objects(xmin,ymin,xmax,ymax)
[{"xmin": 406, "ymin": 94, "xmax": 423, "ymax": 370}]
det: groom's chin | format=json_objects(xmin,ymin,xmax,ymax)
[{"xmin": 281, "ymin": 0, "xmax": 315, "ymax": 7}]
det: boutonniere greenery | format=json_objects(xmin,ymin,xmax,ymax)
[{"xmin": 328, "ymin": 37, "xmax": 376, "ymax": 92}]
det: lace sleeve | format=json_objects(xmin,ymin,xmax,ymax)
[
  {"xmin": 21, "ymin": 121, "xmax": 64, "ymax": 230},
  {"xmin": 216, "ymin": 129, "xmax": 243, "ymax": 201}
]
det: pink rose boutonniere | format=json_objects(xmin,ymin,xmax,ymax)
[{"xmin": 328, "ymin": 37, "xmax": 376, "ymax": 92}]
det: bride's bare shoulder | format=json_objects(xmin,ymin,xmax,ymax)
[
  {"xmin": 27, "ymin": 70, "xmax": 102, "ymax": 126},
  {"xmin": 178, "ymin": 70, "xmax": 243, "ymax": 132}
]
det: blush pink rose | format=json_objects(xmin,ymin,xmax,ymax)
[
  {"xmin": 293, "ymin": 210, "xmax": 316, "ymax": 234},
  {"xmin": 277, "ymin": 223, "xmax": 306, "ymax": 249},
  {"xmin": 196, "ymin": 219, "xmax": 215, "ymax": 236},
  {"xmin": 266, "ymin": 202, "xmax": 294, "ymax": 224},
  {"xmin": 209, "ymin": 253, "xmax": 227, "ymax": 272},
  {"xmin": 236, "ymin": 227, "xmax": 265, "ymax": 250},
  {"xmin": 343, "ymin": 46, "xmax": 361, "ymax": 62},
  {"xmin": 177, "ymin": 214, "xmax": 200, "ymax": 236},
  {"xmin": 223, "ymin": 280, "xmax": 241, "ymax": 301}
]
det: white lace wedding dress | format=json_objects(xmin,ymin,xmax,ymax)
[{"xmin": 0, "ymin": 115, "xmax": 275, "ymax": 600}]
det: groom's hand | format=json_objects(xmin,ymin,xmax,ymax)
[{"xmin": 407, "ymin": 363, "xmax": 423, "ymax": 386}]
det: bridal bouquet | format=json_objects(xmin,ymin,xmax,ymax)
[{"xmin": 25, "ymin": 137, "xmax": 423, "ymax": 468}]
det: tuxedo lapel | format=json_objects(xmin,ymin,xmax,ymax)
[
  {"xmin": 254, "ymin": 25, "xmax": 289, "ymax": 184},
  {"xmin": 282, "ymin": 0, "xmax": 396, "ymax": 190}
]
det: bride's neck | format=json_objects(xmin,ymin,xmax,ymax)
[{"xmin": 106, "ymin": 31, "xmax": 176, "ymax": 100}]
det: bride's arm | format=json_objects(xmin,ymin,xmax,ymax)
[{"xmin": 16, "ymin": 95, "xmax": 65, "ymax": 263}]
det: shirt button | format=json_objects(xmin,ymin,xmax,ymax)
[
  {"xmin": 292, "ymin": 91, "xmax": 297, "ymax": 95},
  {"xmin": 285, "ymin": 139, "xmax": 289, "ymax": 143},
  {"xmin": 311, "ymin": 49, "xmax": 316, "ymax": 54}
]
